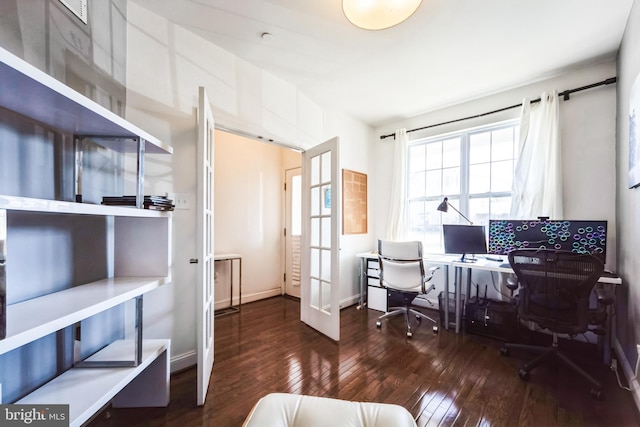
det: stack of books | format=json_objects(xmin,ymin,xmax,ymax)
[{"xmin": 101, "ymin": 195, "xmax": 175, "ymax": 211}]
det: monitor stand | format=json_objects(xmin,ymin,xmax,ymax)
[{"xmin": 460, "ymin": 253, "xmax": 478, "ymax": 263}]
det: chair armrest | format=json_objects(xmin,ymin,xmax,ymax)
[
  {"xmin": 422, "ymin": 266, "xmax": 440, "ymax": 293},
  {"xmin": 595, "ymin": 288, "xmax": 614, "ymax": 306}
]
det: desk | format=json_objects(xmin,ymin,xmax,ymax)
[
  {"xmin": 451, "ymin": 257, "xmax": 621, "ymax": 364},
  {"xmin": 356, "ymin": 253, "xmax": 621, "ymax": 363},
  {"xmin": 214, "ymin": 253, "xmax": 242, "ymax": 316}
]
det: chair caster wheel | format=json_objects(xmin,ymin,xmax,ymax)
[
  {"xmin": 432, "ymin": 326, "xmax": 438, "ymax": 333},
  {"xmin": 406, "ymin": 331, "xmax": 413, "ymax": 338},
  {"xmin": 518, "ymin": 369, "xmax": 530, "ymax": 381},
  {"xmin": 590, "ymin": 388, "xmax": 602, "ymax": 400},
  {"xmin": 376, "ymin": 321, "xmax": 382, "ymax": 328},
  {"xmin": 500, "ymin": 347, "xmax": 510, "ymax": 357}
]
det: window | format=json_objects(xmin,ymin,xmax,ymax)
[{"xmin": 406, "ymin": 121, "xmax": 519, "ymax": 253}]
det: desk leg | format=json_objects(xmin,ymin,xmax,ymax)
[
  {"xmin": 238, "ymin": 258, "xmax": 242, "ymax": 311},
  {"xmin": 455, "ymin": 266, "xmax": 462, "ymax": 334},
  {"xmin": 357, "ymin": 258, "xmax": 367, "ymax": 309},
  {"xmin": 444, "ymin": 265, "xmax": 450, "ymax": 330}
]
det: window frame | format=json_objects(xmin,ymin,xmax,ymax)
[{"xmin": 405, "ymin": 119, "xmax": 520, "ymax": 253}]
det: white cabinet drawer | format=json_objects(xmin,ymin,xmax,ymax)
[{"xmin": 367, "ymin": 285, "xmax": 387, "ymax": 312}]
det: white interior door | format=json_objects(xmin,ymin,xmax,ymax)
[
  {"xmin": 301, "ymin": 137, "xmax": 340, "ymax": 341},
  {"xmin": 285, "ymin": 167, "xmax": 302, "ymax": 298},
  {"xmin": 196, "ymin": 86, "xmax": 215, "ymax": 406}
]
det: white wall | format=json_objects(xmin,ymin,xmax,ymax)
[
  {"xmin": 124, "ymin": 2, "xmax": 375, "ymax": 369},
  {"xmin": 615, "ymin": 0, "xmax": 640, "ymax": 409},
  {"xmin": 213, "ymin": 130, "xmax": 292, "ymax": 307},
  {"xmin": 373, "ymin": 59, "xmax": 618, "ymax": 301},
  {"xmin": 324, "ymin": 112, "xmax": 377, "ymax": 306}
]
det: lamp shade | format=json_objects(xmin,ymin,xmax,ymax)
[
  {"xmin": 342, "ymin": 0, "xmax": 423, "ymax": 30},
  {"xmin": 437, "ymin": 197, "xmax": 449, "ymax": 213},
  {"xmin": 436, "ymin": 197, "xmax": 473, "ymax": 224}
]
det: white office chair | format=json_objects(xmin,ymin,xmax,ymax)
[{"xmin": 376, "ymin": 240, "xmax": 439, "ymax": 338}]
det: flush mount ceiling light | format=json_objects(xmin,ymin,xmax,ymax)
[{"xmin": 342, "ymin": 0, "xmax": 423, "ymax": 30}]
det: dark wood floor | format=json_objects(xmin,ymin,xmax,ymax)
[{"xmin": 90, "ymin": 296, "xmax": 639, "ymax": 426}]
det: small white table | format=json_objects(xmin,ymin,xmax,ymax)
[{"xmin": 214, "ymin": 253, "xmax": 242, "ymax": 316}]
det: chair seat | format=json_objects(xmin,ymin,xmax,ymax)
[{"xmin": 242, "ymin": 393, "xmax": 417, "ymax": 427}]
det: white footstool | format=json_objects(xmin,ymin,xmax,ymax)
[{"xmin": 242, "ymin": 393, "xmax": 417, "ymax": 427}]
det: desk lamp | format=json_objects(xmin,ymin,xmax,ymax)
[{"xmin": 437, "ymin": 197, "xmax": 473, "ymax": 225}]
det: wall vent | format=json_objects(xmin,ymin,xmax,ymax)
[{"xmin": 58, "ymin": 0, "xmax": 88, "ymax": 24}]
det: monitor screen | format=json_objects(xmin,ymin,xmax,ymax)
[
  {"xmin": 443, "ymin": 225, "xmax": 487, "ymax": 261},
  {"xmin": 488, "ymin": 219, "xmax": 607, "ymax": 262}
]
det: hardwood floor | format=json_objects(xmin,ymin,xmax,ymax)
[{"xmin": 90, "ymin": 296, "xmax": 639, "ymax": 426}]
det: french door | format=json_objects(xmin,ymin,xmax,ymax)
[
  {"xmin": 196, "ymin": 86, "xmax": 215, "ymax": 405},
  {"xmin": 301, "ymin": 137, "xmax": 340, "ymax": 341}
]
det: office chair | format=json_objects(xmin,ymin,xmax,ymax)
[
  {"xmin": 500, "ymin": 249, "xmax": 611, "ymax": 398},
  {"xmin": 376, "ymin": 240, "xmax": 439, "ymax": 338}
]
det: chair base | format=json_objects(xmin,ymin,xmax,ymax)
[
  {"xmin": 501, "ymin": 339, "xmax": 603, "ymax": 399},
  {"xmin": 376, "ymin": 306, "xmax": 437, "ymax": 338}
]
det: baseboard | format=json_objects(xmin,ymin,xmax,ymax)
[
  {"xmin": 171, "ymin": 350, "xmax": 196, "ymax": 373},
  {"xmin": 340, "ymin": 295, "xmax": 360, "ymax": 309},
  {"xmin": 613, "ymin": 337, "xmax": 640, "ymax": 412},
  {"xmin": 214, "ymin": 288, "xmax": 283, "ymax": 310}
]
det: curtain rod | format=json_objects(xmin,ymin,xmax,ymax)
[{"xmin": 379, "ymin": 77, "xmax": 617, "ymax": 140}]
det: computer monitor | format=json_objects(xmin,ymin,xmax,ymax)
[
  {"xmin": 443, "ymin": 224, "xmax": 488, "ymax": 262},
  {"xmin": 488, "ymin": 219, "xmax": 607, "ymax": 263}
]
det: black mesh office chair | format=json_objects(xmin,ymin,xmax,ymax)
[
  {"xmin": 376, "ymin": 240, "xmax": 439, "ymax": 338},
  {"xmin": 501, "ymin": 249, "xmax": 611, "ymax": 398}
]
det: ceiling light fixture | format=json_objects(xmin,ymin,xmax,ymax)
[{"xmin": 342, "ymin": 0, "xmax": 422, "ymax": 30}]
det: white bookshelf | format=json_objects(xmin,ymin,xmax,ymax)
[
  {"xmin": 17, "ymin": 339, "xmax": 170, "ymax": 427},
  {"xmin": 0, "ymin": 277, "xmax": 169, "ymax": 355},
  {"xmin": 0, "ymin": 45, "xmax": 172, "ymax": 420},
  {"xmin": 0, "ymin": 195, "xmax": 171, "ymax": 217}
]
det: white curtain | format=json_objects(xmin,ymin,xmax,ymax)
[
  {"xmin": 387, "ymin": 129, "xmax": 408, "ymax": 240},
  {"xmin": 510, "ymin": 91, "xmax": 563, "ymax": 219}
]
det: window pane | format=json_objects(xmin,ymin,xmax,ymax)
[
  {"xmin": 311, "ymin": 155, "xmax": 320, "ymax": 186},
  {"xmin": 442, "ymin": 138, "xmax": 460, "ymax": 168},
  {"xmin": 442, "ymin": 167, "xmax": 460, "ymax": 195},
  {"xmin": 425, "ymin": 170, "xmax": 442, "ymax": 196},
  {"xmin": 321, "ymin": 151, "xmax": 331, "ymax": 183},
  {"xmin": 409, "ymin": 171, "xmax": 426, "ymax": 198},
  {"xmin": 321, "ymin": 249, "xmax": 331, "ymax": 281},
  {"xmin": 491, "ymin": 160, "xmax": 513, "ymax": 192},
  {"xmin": 469, "ymin": 163, "xmax": 490, "ymax": 194},
  {"xmin": 469, "ymin": 197, "xmax": 490, "ymax": 225},
  {"xmin": 321, "ymin": 217, "xmax": 331, "ymax": 247},
  {"xmin": 426, "ymin": 141, "xmax": 442, "ymax": 169},
  {"xmin": 490, "ymin": 196, "xmax": 512, "ymax": 220},
  {"xmin": 492, "ymin": 128, "xmax": 515, "ymax": 161},
  {"xmin": 321, "ymin": 185, "xmax": 331, "ymax": 215},
  {"xmin": 291, "ymin": 175, "xmax": 302, "ymax": 236},
  {"xmin": 409, "ymin": 144, "xmax": 426, "ymax": 172},
  {"xmin": 311, "ymin": 186, "xmax": 319, "ymax": 215},
  {"xmin": 408, "ymin": 200, "xmax": 426, "ymax": 233},
  {"xmin": 311, "ymin": 217, "xmax": 320, "ymax": 246},
  {"xmin": 470, "ymin": 132, "xmax": 490, "ymax": 164},
  {"xmin": 311, "ymin": 278, "xmax": 320, "ymax": 309}
]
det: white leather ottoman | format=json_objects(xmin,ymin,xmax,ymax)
[{"xmin": 242, "ymin": 393, "xmax": 417, "ymax": 427}]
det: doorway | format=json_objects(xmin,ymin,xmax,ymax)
[
  {"xmin": 284, "ymin": 167, "xmax": 301, "ymax": 298},
  {"xmin": 213, "ymin": 130, "xmax": 301, "ymax": 308}
]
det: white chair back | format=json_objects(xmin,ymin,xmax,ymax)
[{"xmin": 378, "ymin": 240, "xmax": 425, "ymax": 291}]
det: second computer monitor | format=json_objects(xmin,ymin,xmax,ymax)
[{"xmin": 443, "ymin": 224, "xmax": 488, "ymax": 262}]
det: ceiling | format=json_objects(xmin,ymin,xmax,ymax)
[{"xmin": 130, "ymin": 0, "xmax": 634, "ymax": 128}]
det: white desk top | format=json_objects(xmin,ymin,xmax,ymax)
[
  {"xmin": 214, "ymin": 253, "xmax": 241, "ymax": 260},
  {"xmin": 357, "ymin": 252, "xmax": 622, "ymax": 285}
]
